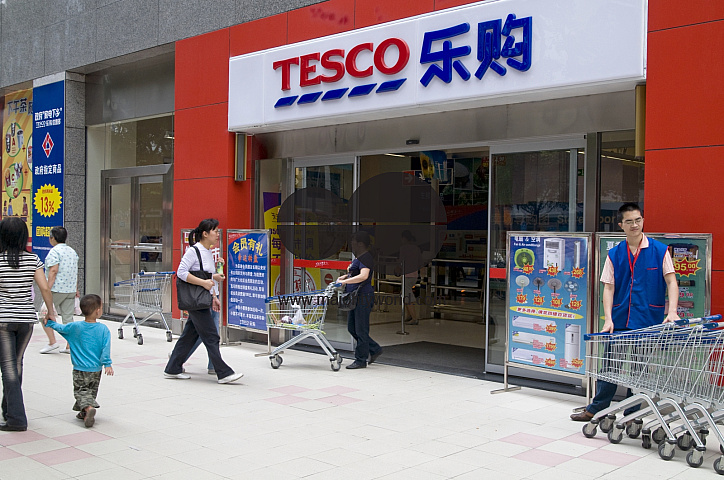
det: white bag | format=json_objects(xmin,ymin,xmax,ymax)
[{"xmin": 74, "ymin": 296, "xmax": 82, "ymax": 315}]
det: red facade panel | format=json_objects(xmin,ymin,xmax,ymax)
[
  {"xmin": 434, "ymin": 0, "xmax": 480, "ymax": 11},
  {"xmin": 649, "ymin": 0, "xmax": 724, "ymax": 31},
  {"xmin": 287, "ymin": 0, "xmax": 356, "ymax": 43},
  {"xmin": 175, "ymin": 28, "xmax": 230, "ymax": 111},
  {"xmin": 173, "ymin": 103, "xmax": 236, "ymax": 180},
  {"xmin": 644, "ymin": 147, "xmax": 724, "ymax": 269},
  {"xmin": 646, "ymin": 22, "xmax": 724, "ymax": 150},
  {"xmin": 355, "ymin": 0, "xmax": 434, "ymax": 28},
  {"xmin": 230, "ymin": 14, "xmax": 288, "ymax": 57}
]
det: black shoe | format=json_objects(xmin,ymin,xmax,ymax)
[
  {"xmin": 0, "ymin": 423, "xmax": 27, "ymax": 432},
  {"xmin": 346, "ymin": 361, "xmax": 367, "ymax": 369},
  {"xmin": 369, "ymin": 351, "xmax": 382, "ymax": 364}
]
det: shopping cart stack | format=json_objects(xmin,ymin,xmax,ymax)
[
  {"xmin": 581, "ymin": 315, "xmax": 724, "ymax": 472},
  {"xmin": 265, "ymin": 283, "xmax": 343, "ymax": 371},
  {"xmin": 114, "ymin": 271, "xmax": 175, "ymax": 345}
]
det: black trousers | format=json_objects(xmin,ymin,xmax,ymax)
[{"xmin": 165, "ymin": 308, "xmax": 234, "ymax": 379}]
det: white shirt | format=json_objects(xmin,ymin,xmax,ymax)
[{"xmin": 177, "ymin": 243, "xmax": 219, "ymax": 295}]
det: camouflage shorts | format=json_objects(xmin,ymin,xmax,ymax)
[{"xmin": 72, "ymin": 370, "xmax": 102, "ymax": 412}]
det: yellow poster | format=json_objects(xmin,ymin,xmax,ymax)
[
  {"xmin": 2, "ymin": 89, "xmax": 33, "ymax": 238},
  {"xmin": 263, "ymin": 203, "xmax": 321, "ymax": 295}
]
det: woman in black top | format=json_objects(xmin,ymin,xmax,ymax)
[{"xmin": 337, "ymin": 231, "xmax": 382, "ymax": 369}]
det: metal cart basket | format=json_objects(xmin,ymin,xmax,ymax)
[
  {"xmin": 265, "ymin": 283, "xmax": 343, "ymax": 371},
  {"xmin": 114, "ymin": 271, "xmax": 175, "ymax": 345}
]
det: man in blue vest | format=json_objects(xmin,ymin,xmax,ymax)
[{"xmin": 571, "ymin": 202, "xmax": 680, "ymax": 421}]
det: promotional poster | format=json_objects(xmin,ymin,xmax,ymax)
[
  {"xmin": 32, "ymin": 81, "xmax": 65, "ymax": 261},
  {"xmin": 507, "ymin": 233, "xmax": 591, "ymax": 375},
  {"xmin": 596, "ymin": 233, "xmax": 711, "ymax": 329},
  {"xmin": 227, "ymin": 230, "xmax": 269, "ymax": 331},
  {"xmin": 2, "ymin": 89, "xmax": 33, "ymax": 243}
]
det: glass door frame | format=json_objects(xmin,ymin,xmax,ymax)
[
  {"xmin": 485, "ymin": 136, "xmax": 588, "ymax": 376},
  {"xmin": 100, "ymin": 164, "xmax": 174, "ymax": 315},
  {"xmin": 286, "ymin": 155, "xmax": 358, "ymax": 351}
]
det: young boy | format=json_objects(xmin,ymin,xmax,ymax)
[{"xmin": 43, "ymin": 294, "xmax": 113, "ymax": 427}]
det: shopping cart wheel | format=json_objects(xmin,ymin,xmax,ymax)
[
  {"xmin": 607, "ymin": 426, "xmax": 624, "ymax": 444},
  {"xmin": 335, "ymin": 353, "xmax": 343, "ymax": 365},
  {"xmin": 652, "ymin": 427, "xmax": 667, "ymax": 444},
  {"xmin": 658, "ymin": 441, "xmax": 676, "ymax": 461},
  {"xmin": 118, "ymin": 328, "xmax": 124, "ymax": 340},
  {"xmin": 133, "ymin": 327, "xmax": 139, "ymax": 338},
  {"xmin": 626, "ymin": 420, "xmax": 643, "ymax": 439},
  {"xmin": 331, "ymin": 359, "xmax": 341, "ymax": 371},
  {"xmin": 137, "ymin": 334, "xmax": 143, "ymax": 345},
  {"xmin": 600, "ymin": 414, "xmax": 615, "ymax": 433},
  {"xmin": 699, "ymin": 428, "xmax": 709, "ymax": 446},
  {"xmin": 166, "ymin": 331, "xmax": 173, "ymax": 342},
  {"xmin": 582, "ymin": 423, "xmax": 597, "ymax": 438},
  {"xmin": 270, "ymin": 355, "xmax": 282, "ymax": 369},
  {"xmin": 686, "ymin": 449, "xmax": 704, "ymax": 468},
  {"xmin": 677, "ymin": 433, "xmax": 693, "ymax": 451},
  {"xmin": 714, "ymin": 456, "xmax": 724, "ymax": 475},
  {"xmin": 642, "ymin": 434, "xmax": 652, "ymax": 450},
  {"xmin": 719, "ymin": 443, "xmax": 724, "ymax": 455}
]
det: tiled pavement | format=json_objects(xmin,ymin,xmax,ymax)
[{"xmin": 0, "ymin": 321, "xmax": 720, "ymax": 479}]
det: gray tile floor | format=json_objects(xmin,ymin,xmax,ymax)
[{"xmin": 0, "ymin": 320, "xmax": 719, "ymax": 479}]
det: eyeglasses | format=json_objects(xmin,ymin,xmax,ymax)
[{"xmin": 622, "ymin": 217, "xmax": 643, "ymax": 226}]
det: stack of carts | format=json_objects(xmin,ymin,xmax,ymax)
[
  {"xmin": 582, "ymin": 315, "xmax": 724, "ymax": 473},
  {"xmin": 265, "ymin": 283, "xmax": 343, "ymax": 371},
  {"xmin": 114, "ymin": 271, "xmax": 175, "ymax": 345}
]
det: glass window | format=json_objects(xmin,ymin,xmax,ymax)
[
  {"xmin": 103, "ymin": 115, "xmax": 174, "ymax": 169},
  {"xmin": 599, "ymin": 131, "xmax": 643, "ymax": 231},
  {"xmin": 488, "ymin": 148, "xmax": 584, "ymax": 366}
]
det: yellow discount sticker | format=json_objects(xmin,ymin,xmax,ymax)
[{"xmin": 34, "ymin": 184, "xmax": 62, "ymax": 217}]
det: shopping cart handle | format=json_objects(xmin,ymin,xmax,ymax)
[
  {"xmin": 674, "ymin": 314, "xmax": 722, "ymax": 326},
  {"xmin": 137, "ymin": 271, "xmax": 175, "ymax": 275}
]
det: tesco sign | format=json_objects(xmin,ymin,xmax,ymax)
[
  {"xmin": 229, "ymin": 0, "xmax": 646, "ymax": 133},
  {"xmin": 274, "ymin": 38, "xmax": 410, "ymax": 90}
]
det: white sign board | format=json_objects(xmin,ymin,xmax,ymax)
[{"xmin": 229, "ymin": 0, "xmax": 646, "ymax": 133}]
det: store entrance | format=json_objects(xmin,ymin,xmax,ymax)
[
  {"xmin": 362, "ymin": 148, "xmax": 489, "ymax": 376},
  {"xmin": 100, "ymin": 164, "xmax": 173, "ymax": 316}
]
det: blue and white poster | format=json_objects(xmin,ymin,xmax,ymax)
[
  {"xmin": 227, "ymin": 230, "xmax": 269, "ymax": 331},
  {"xmin": 506, "ymin": 232, "xmax": 592, "ymax": 375},
  {"xmin": 32, "ymin": 81, "xmax": 64, "ymax": 262}
]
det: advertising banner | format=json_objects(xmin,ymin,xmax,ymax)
[
  {"xmin": 595, "ymin": 233, "xmax": 712, "ymax": 330},
  {"xmin": 227, "ymin": 230, "xmax": 269, "ymax": 331},
  {"xmin": 2, "ymin": 89, "xmax": 33, "ymax": 243},
  {"xmin": 506, "ymin": 232, "xmax": 591, "ymax": 376},
  {"xmin": 32, "ymin": 81, "xmax": 64, "ymax": 261}
]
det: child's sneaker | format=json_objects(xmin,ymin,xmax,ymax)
[{"xmin": 84, "ymin": 408, "xmax": 96, "ymax": 428}]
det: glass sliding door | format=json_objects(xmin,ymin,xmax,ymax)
[
  {"xmin": 101, "ymin": 164, "xmax": 173, "ymax": 316},
  {"xmin": 486, "ymin": 139, "xmax": 586, "ymax": 370},
  {"xmin": 289, "ymin": 156, "xmax": 357, "ymax": 346}
]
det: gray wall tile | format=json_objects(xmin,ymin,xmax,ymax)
[
  {"xmin": 1, "ymin": 29, "xmax": 46, "ymax": 87},
  {"xmin": 95, "ymin": 0, "xmax": 159, "ymax": 62},
  {"xmin": 235, "ymin": 0, "xmax": 322, "ymax": 25},
  {"xmin": 45, "ymin": 11, "xmax": 98, "ymax": 75},
  {"xmin": 43, "ymin": 0, "xmax": 97, "ymax": 25},
  {"xmin": 64, "ymin": 128, "xmax": 86, "ymax": 176},
  {"xmin": 158, "ymin": 0, "xmax": 235, "ymax": 44},
  {"xmin": 65, "ymin": 78, "xmax": 86, "ymax": 129},
  {"xmin": 64, "ymin": 174, "xmax": 86, "ymax": 225},
  {"xmin": 65, "ymin": 220, "xmax": 86, "ymax": 271},
  {"xmin": 2, "ymin": 0, "xmax": 46, "ymax": 38}
]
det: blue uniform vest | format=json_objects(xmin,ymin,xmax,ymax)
[{"xmin": 608, "ymin": 236, "xmax": 668, "ymax": 330}]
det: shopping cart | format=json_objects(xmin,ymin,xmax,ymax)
[
  {"xmin": 265, "ymin": 283, "xmax": 343, "ymax": 371},
  {"xmin": 114, "ymin": 271, "xmax": 175, "ymax": 345},
  {"xmin": 581, "ymin": 315, "xmax": 724, "ymax": 470}
]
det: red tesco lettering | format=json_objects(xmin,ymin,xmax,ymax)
[{"xmin": 273, "ymin": 38, "xmax": 410, "ymax": 91}]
